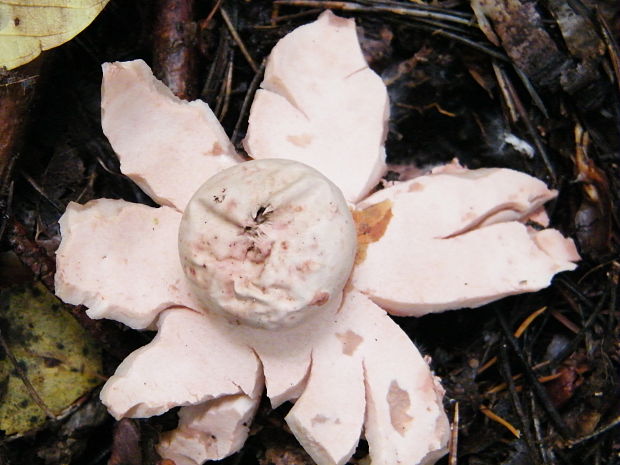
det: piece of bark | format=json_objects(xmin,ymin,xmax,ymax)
[
  {"xmin": 0, "ymin": 59, "xmax": 42, "ymax": 182},
  {"xmin": 261, "ymin": 444, "xmax": 315, "ymax": 465},
  {"xmin": 108, "ymin": 419, "xmax": 142, "ymax": 465},
  {"xmin": 476, "ymin": 0, "xmax": 568, "ymax": 88},
  {"xmin": 547, "ymin": 0, "xmax": 607, "ymax": 107},
  {"xmin": 546, "ymin": 0, "xmax": 605, "ymax": 66},
  {"xmin": 0, "ymin": 59, "xmax": 44, "ymax": 239},
  {"xmin": 152, "ymin": 0, "xmax": 198, "ymax": 100},
  {"xmin": 6, "ymin": 218, "xmax": 56, "ymax": 290},
  {"xmin": 573, "ymin": 126, "xmax": 613, "ymax": 258}
]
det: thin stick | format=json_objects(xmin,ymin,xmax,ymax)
[
  {"xmin": 217, "ymin": 58, "xmax": 234, "ymax": 121},
  {"xmin": 549, "ymin": 289, "xmax": 609, "ymax": 369},
  {"xmin": 20, "ymin": 170, "xmax": 63, "ymax": 212},
  {"xmin": 232, "ymin": 59, "xmax": 266, "ymax": 146},
  {"xmin": 479, "ymin": 404, "xmax": 521, "ymax": 439},
  {"xmin": 0, "ymin": 328, "xmax": 56, "ymax": 419},
  {"xmin": 274, "ymin": 0, "xmax": 475, "ymax": 26},
  {"xmin": 205, "ymin": 0, "xmax": 223, "ymax": 24},
  {"xmin": 528, "ymin": 391, "xmax": 551, "ymax": 465},
  {"xmin": 512, "ymin": 65, "xmax": 549, "ymax": 119},
  {"xmin": 448, "ymin": 402, "xmax": 459, "ymax": 465},
  {"xmin": 220, "ymin": 7, "xmax": 259, "ymax": 72},
  {"xmin": 566, "ymin": 414, "xmax": 620, "ymax": 447},
  {"xmin": 478, "ymin": 307, "xmax": 546, "ymax": 375},
  {"xmin": 498, "ymin": 65, "xmax": 557, "ymax": 182},
  {"xmin": 498, "ymin": 339, "xmax": 541, "ymax": 463},
  {"xmin": 496, "ymin": 309, "xmax": 572, "ymax": 438}
]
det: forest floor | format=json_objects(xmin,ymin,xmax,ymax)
[{"xmin": 0, "ymin": 1, "xmax": 619, "ymax": 464}]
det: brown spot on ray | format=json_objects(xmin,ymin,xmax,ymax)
[
  {"xmin": 352, "ymin": 199, "xmax": 393, "ymax": 264},
  {"xmin": 387, "ymin": 380, "xmax": 413, "ymax": 436},
  {"xmin": 336, "ymin": 330, "xmax": 364, "ymax": 356}
]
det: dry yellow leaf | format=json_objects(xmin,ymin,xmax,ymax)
[{"xmin": 0, "ymin": 0, "xmax": 109, "ymax": 70}]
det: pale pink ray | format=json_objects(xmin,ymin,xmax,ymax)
[
  {"xmin": 101, "ymin": 308, "xmax": 261, "ymax": 419},
  {"xmin": 101, "ymin": 59, "xmax": 243, "ymax": 211},
  {"xmin": 157, "ymin": 374, "xmax": 264, "ymax": 465},
  {"xmin": 55, "ymin": 199, "xmax": 202, "ymax": 329},
  {"xmin": 240, "ymin": 322, "xmax": 315, "ymax": 408},
  {"xmin": 359, "ymin": 294, "xmax": 450, "ymax": 465},
  {"xmin": 244, "ymin": 11, "xmax": 388, "ymax": 203},
  {"xmin": 285, "ymin": 291, "xmax": 366, "ymax": 465},
  {"xmin": 352, "ymin": 166, "xmax": 580, "ymax": 315}
]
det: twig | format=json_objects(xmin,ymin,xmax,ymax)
[
  {"xmin": 276, "ymin": 0, "xmax": 513, "ymax": 61},
  {"xmin": 549, "ymin": 309, "xmax": 580, "ymax": 334},
  {"xmin": 496, "ymin": 308, "xmax": 572, "ymax": 439},
  {"xmin": 477, "ymin": 306, "xmax": 546, "ymax": 375},
  {"xmin": 217, "ymin": 57, "xmax": 234, "ymax": 121},
  {"xmin": 479, "ymin": 403, "xmax": 522, "ymax": 439},
  {"xmin": 495, "ymin": 64, "xmax": 557, "ymax": 182},
  {"xmin": 498, "ymin": 339, "xmax": 541, "ymax": 463},
  {"xmin": 274, "ymin": 0, "xmax": 475, "ymax": 26},
  {"xmin": 528, "ymin": 391, "xmax": 551, "ymax": 465},
  {"xmin": 204, "ymin": 0, "xmax": 223, "ymax": 24},
  {"xmin": 220, "ymin": 6, "xmax": 259, "ymax": 72},
  {"xmin": 566, "ymin": 414, "xmax": 620, "ymax": 447},
  {"xmin": 19, "ymin": 170, "xmax": 64, "ymax": 213},
  {"xmin": 232, "ymin": 59, "xmax": 266, "ymax": 146},
  {"xmin": 202, "ymin": 29, "xmax": 232, "ymax": 103},
  {"xmin": 558, "ymin": 276, "xmax": 595, "ymax": 310},
  {"xmin": 0, "ymin": 328, "xmax": 56, "ymax": 419},
  {"xmin": 492, "ymin": 62, "xmax": 519, "ymax": 123},
  {"xmin": 152, "ymin": 0, "xmax": 198, "ymax": 100},
  {"xmin": 270, "ymin": 8, "xmax": 323, "ymax": 23},
  {"xmin": 512, "ymin": 65, "xmax": 549, "ymax": 119},
  {"xmin": 448, "ymin": 402, "xmax": 459, "ymax": 465},
  {"xmin": 403, "ymin": 22, "xmax": 508, "ymax": 61},
  {"xmin": 213, "ymin": 46, "xmax": 234, "ymax": 118},
  {"xmin": 484, "ymin": 360, "xmax": 552, "ymax": 394},
  {"xmin": 549, "ymin": 288, "xmax": 609, "ymax": 370}
]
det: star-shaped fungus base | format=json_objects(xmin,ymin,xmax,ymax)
[{"xmin": 54, "ymin": 11, "xmax": 579, "ymax": 465}]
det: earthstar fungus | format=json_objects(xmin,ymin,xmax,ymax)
[
  {"xmin": 179, "ymin": 159, "xmax": 356, "ymax": 329},
  {"xmin": 54, "ymin": 11, "xmax": 579, "ymax": 465}
]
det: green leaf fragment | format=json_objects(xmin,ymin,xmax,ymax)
[{"xmin": 0, "ymin": 283, "xmax": 103, "ymax": 436}]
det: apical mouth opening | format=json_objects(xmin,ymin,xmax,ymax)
[
  {"xmin": 253, "ymin": 204, "xmax": 273, "ymax": 225},
  {"xmin": 243, "ymin": 204, "xmax": 273, "ymax": 237}
]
